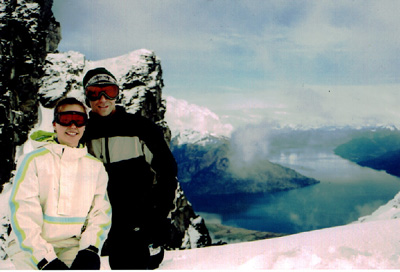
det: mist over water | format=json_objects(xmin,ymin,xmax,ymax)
[{"xmin": 196, "ymin": 148, "xmax": 400, "ymax": 234}]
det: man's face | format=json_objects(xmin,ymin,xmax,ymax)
[{"xmin": 89, "ymin": 94, "xmax": 117, "ymax": 117}]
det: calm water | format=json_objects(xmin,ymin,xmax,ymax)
[{"xmin": 192, "ymin": 148, "xmax": 400, "ymax": 234}]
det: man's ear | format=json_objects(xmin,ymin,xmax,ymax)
[{"xmin": 53, "ymin": 122, "xmax": 57, "ymax": 132}]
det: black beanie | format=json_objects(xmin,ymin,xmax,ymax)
[{"xmin": 82, "ymin": 67, "xmax": 118, "ymax": 89}]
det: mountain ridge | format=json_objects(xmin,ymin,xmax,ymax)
[
  {"xmin": 334, "ymin": 129, "xmax": 400, "ymax": 177},
  {"xmin": 170, "ymin": 133, "xmax": 319, "ymax": 196}
]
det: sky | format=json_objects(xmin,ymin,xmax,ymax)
[{"xmin": 52, "ymin": 0, "xmax": 400, "ymax": 130}]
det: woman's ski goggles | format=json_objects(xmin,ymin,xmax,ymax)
[
  {"xmin": 54, "ymin": 111, "xmax": 88, "ymax": 127},
  {"xmin": 85, "ymin": 85, "xmax": 119, "ymax": 101}
]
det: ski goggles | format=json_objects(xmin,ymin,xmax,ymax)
[
  {"xmin": 85, "ymin": 85, "xmax": 119, "ymax": 101},
  {"xmin": 54, "ymin": 111, "xmax": 88, "ymax": 127}
]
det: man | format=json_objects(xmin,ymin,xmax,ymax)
[{"xmin": 82, "ymin": 67, "xmax": 178, "ymax": 269}]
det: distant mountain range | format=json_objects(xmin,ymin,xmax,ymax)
[{"xmin": 169, "ymin": 119, "xmax": 400, "ymax": 198}]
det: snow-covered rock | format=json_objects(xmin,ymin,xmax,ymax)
[{"xmin": 356, "ymin": 190, "xmax": 400, "ymax": 223}]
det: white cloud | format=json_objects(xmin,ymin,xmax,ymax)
[
  {"xmin": 164, "ymin": 96, "xmax": 233, "ymax": 137},
  {"xmin": 206, "ymin": 83, "xmax": 400, "ymax": 130},
  {"xmin": 288, "ymin": 8, "xmax": 352, "ymax": 51}
]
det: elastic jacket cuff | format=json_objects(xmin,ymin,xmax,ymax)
[
  {"xmin": 85, "ymin": 245, "xmax": 99, "ymax": 254},
  {"xmin": 37, "ymin": 257, "xmax": 56, "ymax": 270}
]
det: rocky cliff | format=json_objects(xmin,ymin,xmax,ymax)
[{"xmin": 0, "ymin": 0, "xmax": 61, "ymax": 189}]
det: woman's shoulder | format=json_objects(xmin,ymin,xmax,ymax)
[
  {"xmin": 21, "ymin": 146, "xmax": 51, "ymax": 159},
  {"xmin": 83, "ymin": 152, "xmax": 102, "ymax": 163},
  {"xmin": 15, "ymin": 146, "xmax": 51, "ymax": 168}
]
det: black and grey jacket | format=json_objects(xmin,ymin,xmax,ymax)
[{"xmin": 84, "ymin": 106, "xmax": 178, "ymax": 242}]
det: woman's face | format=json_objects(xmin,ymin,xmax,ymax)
[{"xmin": 53, "ymin": 104, "xmax": 86, "ymax": 147}]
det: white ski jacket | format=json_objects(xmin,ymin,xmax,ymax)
[{"xmin": 9, "ymin": 131, "xmax": 112, "ymax": 266}]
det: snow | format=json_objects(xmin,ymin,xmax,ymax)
[
  {"xmin": 160, "ymin": 219, "xmax": 400, "ymax": 269},
  {"xmin": 156, "ymin": 192, "xmax": 400, "ymax": 269},
  {"xmin": 182, "ymin": 224, "xmax": 201, "ymax": 250},
  {"xmin": 87, "ymin": 49, "xmax": 155, "ymax": 80},
  {"xmin": 1, "ymin": 187, "xmax": 399, "ymax": 269},
  {"xmin": 15, "ymin": 105, "xmax": 54, "ymax": 157}
]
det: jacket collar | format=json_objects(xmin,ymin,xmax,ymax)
[
  {"xmin": 89, "ymin": 105, "xmax": 126, "ymax": 121},
  {"xmin": 30, "ymin": 130, "xmax": 87, "ymax": 160},
  {"xmin": 44, "ymin": 142, "xmax": 88, "ymax": 160}
]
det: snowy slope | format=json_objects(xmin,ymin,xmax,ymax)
[
  {"xmin": 160, "ymin": 219, "xmax": 400, "ymax": 269},
  {"xmin": 1, "ymin": 185, "xmax": 400, "ymax": 269},
  {"xmin": 156, "ymin": 191, "xmax": 400, "ymax": 269}
]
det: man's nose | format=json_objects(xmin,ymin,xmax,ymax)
[{"xmin": 99, "ymin": 95, "xmax": 108, "ymax": 102}]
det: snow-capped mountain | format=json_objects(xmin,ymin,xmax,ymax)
[{"xmin": 170, "ymin": 129, "xmax": 229, "ymax": 146}]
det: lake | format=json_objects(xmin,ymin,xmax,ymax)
[{"xmin": 190, "ymin": 148, "xmax": 400, "ymax": 234}]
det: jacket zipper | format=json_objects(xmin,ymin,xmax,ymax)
[{"xmin": 105, "ymin": 136, "xmax": 111, "ymax": 164}]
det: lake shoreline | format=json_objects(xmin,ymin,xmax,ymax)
[{"xmin": 189, "ymin": 148, "xmax": 400, "ymax": 235}]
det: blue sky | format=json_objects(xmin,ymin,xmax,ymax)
[{"xmin": 52, "ymin": 0, "xmax": 400, "ymax": 129}]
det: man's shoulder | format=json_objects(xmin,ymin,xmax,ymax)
[
  {"xmin": 117, "ymin": 107, "xmax": 147, "ymax": 119},
  {"xmin": 116, "ymin": 107, "xmax": 158, "ymax": 128},
  {"xmin": 86, "ymin": 107, "xmax": 158, "ymax": 139}
]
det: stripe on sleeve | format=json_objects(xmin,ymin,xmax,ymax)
[{"xmin": 9, "ymin": 148, "xmax": 50, "ymax": 262}]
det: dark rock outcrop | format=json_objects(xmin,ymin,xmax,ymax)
[
  {"xmin": 0, "ymin": 0, "xmax": 61, "ymax": 189},
  {"xmin": 169, "ymin": 184, "xmax": 212, "ymax": 249},
  {"xmin": 206, "ymin": 223, "xmax": 286, "ymax": 245}
]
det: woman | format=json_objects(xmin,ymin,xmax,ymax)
[{"xmin": 7, "ymin": 97, "xmax": 111, "ymax": 270}]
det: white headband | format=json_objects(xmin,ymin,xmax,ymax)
[{"xmin": 85, "ymin": 74, "xmax": 118, "ymax": 88}]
